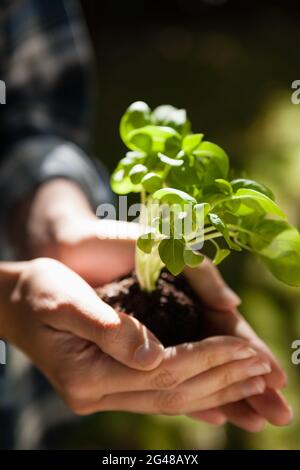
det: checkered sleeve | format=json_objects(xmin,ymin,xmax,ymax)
[{"xmin": 0, "ymin": 0, "xmax": 112, "ymax": 259}]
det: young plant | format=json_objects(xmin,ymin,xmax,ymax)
[{"xmin": 111, "ymin": 101, "xmax": 300, "ymax": 292}]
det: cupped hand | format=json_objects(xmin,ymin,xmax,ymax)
[
  {"xmin": 185, "ymin": 265, "xmax": 293, "ymax": 431},
  {"xmin": 11, "ymin": 179, "xmax": 291, "ymax": 428},
  {"xmin": 4, "ymin": 258, "xmax": 271, "ymax": 417}
]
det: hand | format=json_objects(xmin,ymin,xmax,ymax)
[
  {"xmin": 2, "ymin": 258, "xmax": 271, "ymax": 416},
  {"xmin": 9, "ymin": 179, "xmax": 138, "ymax": 286},
  {"xmin": 9, "ymin": 179, "xmax": 241, "ymax": 311},
  {"xmin": 9, "ymin": 178, "xmax": 281, "ymax": 422},
  {"xmin": 185, "ymin": 266, "xmax": 293, "ymax": 431}
]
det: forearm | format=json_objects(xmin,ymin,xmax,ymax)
[
  {"xmin": 9, "ymin": 179, "xmax": 95, "ymax": 259},
  {"xmin": 0, "ymin": 261, "xmax": 29, "ymax": 339}
]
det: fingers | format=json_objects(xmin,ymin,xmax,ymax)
[
  {"xmin": 167, "ymin": 392, "xmax": 291, "ymax": 431},
  {"xmin": 185, "ymin": 393, "xmax": 289, "ymax": 432},
  {"xmin": 99, "ymin": 376, "xmax": 266, "ymax": 415},
  {"xmin": 222, "ymin": 401, "xmax": 266, "ymax": 432},
  {"xmin": 93, "ymin": 313, "xmax": 165, "ymax": 371},
  {"xmin": 247, "ymin": 388, "xmax": 293, "ymax": 426},
  {"xmin": 176, "ymin": 355, "xmax": 271, "ymax": 405},
  {"xmin": 222, "ymin": 389, "xmax": 293, "ymax": 430},
  {"xmin": 185, "ymin": 257, "xmax": 287, "ymax": 390},
  {"xmin": 31, "ymin": 259, "xmax": 164, "ymax": 371},
  {"xmin": 188, "ymin": 403, "xmax": 265, "ymax": 431},
  {"xmin": 199, "ymin": 308, "xmax": 287, "ymax": 390},
  {"xmin": 53, "ymin": 219, "xmax": 139, "ymax": 286},
  {"xmin": 237, "ymin": 310, "xmax": 287, "ymax": 389},
  {"xmin": 97, "ymin": 312, "xmax": 165, "ymax": 370},
  {"xmin": 231, "ymin": 309, "xmax": 287, "ymax": 389},
  {"xmin": 183, "ymin": 376, "xmax": 267, "ymax": 413},
  {"xmin": 60, "ymin": 293, "xmax": 164, "ymax": 371},
  {"xmin": 84, "ymin": 336, "xmax": 260, "ymax": 396},
  {"xmin": 184, "ymin": 258, "xmax": 241, "ymax": 311},
  {"xmin": 187, "ymin": 409, "xmax": 227, "ymax": 425},
  {"xmin": 62, "ymin": 336, "xmax": 269, "ymax": 415}
]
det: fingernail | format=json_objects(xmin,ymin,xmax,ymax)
[
  {"xmin": 234, "ymin": 347, "xmax": 257, "ymax": 360},
  {"xmin": 242, "ymin": 378, "xmax": 265, "ymax": 397},
  {"xmin": 134, "ymin": 340, "xmax": 164, "ymax": 368},
  {"xmin": 247, "ymin": 361, "xmax": 272, "ymax": 377},
  {"xmin": 221, "ymin": 287, "xmax": 241, "ymax": 307}
]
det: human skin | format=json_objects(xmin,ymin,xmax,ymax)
[
  {"xmin": 6, "ymin": 179, "xmax": 292, "ymax": 430},
  {"xmin": 0, "ymin": 257, "xmax": 273, "ymax": 418}
]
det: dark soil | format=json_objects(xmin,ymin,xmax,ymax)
[{"xmin": 96, "ymin": 271, "xmax": 211, "ymax": 347}]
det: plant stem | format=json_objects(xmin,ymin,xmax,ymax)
[
  {"xmin": 135, "ymin": 195, "xmax": 164, "ymax": 293},
  {"xmin": 186, "ymin": 225, "xmax": 216, "ymax": 242},
  {"xmin": 227, "ymin": 224, "xmax": 253, "ymax": 236},
  {"xmin": 188, "ymin": 231, "xmax": 223, "ymax": 245}
]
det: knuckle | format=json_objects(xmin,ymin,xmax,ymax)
[
  {"xmin": 221, "ymin": 366, "xmax": 234, "ymax": 387},
  {"xmin": 156, "ymin": 391, "xmax": 185, "ymax": 415},
  {"xmin": 202, "ymin": 336, "xmax": 245, "ymax": 361},
  {"xmin": 101, "ymin": 324, "xmax": 122, "ymax": 349},
  {"xmin": 197, "ymin": 348, "xmax": 215, "ymax": 371},
  {"xmin": 151, "ymin": 369, "xmax": 180, "ymax": 390}
]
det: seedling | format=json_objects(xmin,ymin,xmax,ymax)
[{"xmin": 111, "ymin": 101, "xmax": 300, "ymax": 292}]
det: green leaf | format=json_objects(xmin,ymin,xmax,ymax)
[
  {"xmin": 158, "ymin": 238, "xmax": 185, "ymax": 275},
  {"xmin": 203, "ymin": 179, "xmax": 233, "ymax": 198},
  {"xmin": 233, "ymin": 188, "xmax": 286, "ymax": 219},
  {"xmin": 112, "ymin": 101, "xmax": 300, "ymax": 290},
  {"xmin": 213, "ymin": 248, "xmax": 231, "ymax": 265},
  {"xmin": 110, "ymin": 151, "xmax": 146, "ymax": 194},
  {"xmin": 158, "ymin": 152, "xmax": 184, "ymax": 167},
  {"xmin": 194, "ymin": 141, "xmax": 229, "ymax": 183},
  {"xmin": 121, "ymin": 151, "xmax": 145, "ymax": 168},
  {"xmin": 182, "ymin": 134, "xmax": 204, "ymax": 153},
  {"xmin": 127, "ymin": 125, "xmax": 181, "ymax": 154},
  {"xmin": 141, "ymin": 173, "xmax": 163, "ymax": 192},
  {"xmin": 120, "ymin": 101, "xmax": 151, "ymax": 144},
  {"xmin": 231, "ymin": 178, "xmax": 274, "ymax": 200},
  {"xmin": 110, "ymin": 167, "xmax": 141, "ymax": 194},
  {"xmin": 214, "ymin": 179, "xmax": 233, "ymax": 196},
  {"xmin": 194, "ymin": 202, "xmax": 211, "ymax": 218},
  {"xmin": 153, "ymin": 188, "xmax": 197, "ymax": 205},
  {"xmin": 184, "ymin": 248, "xmax": 204, "ymax": 267},
  {"xmin": 250, "ymin": 220, "xmax": 300, "ymax": 286},
  {"xmin": 129, "ymin": 164, "xmax": 148, "ymax": 184},
  {"xmin": 193, "ymin": 203, "xmax": 210, "ymax": 232},
  {"xmin": 137, "ymin": 232, "xmax": 155, "ymax": 254},
  {"xmin": 168, "ymin": 153, "xmax": 204, "ymax": 188},
  {"xmin": 208, "ymin": 213, "xmax": 240, "ymax": 250},
  {"xmin": 152, "ymin": 105, "xmax": 191, "ymax": 135},
  {"xmin": 208, "ymin": 213, "xmax": 230, "ymax": 244}
]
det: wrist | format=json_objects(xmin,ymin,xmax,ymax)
[
  {"xmin": 0, "ymin": 261, "xmax": 30, "ymax": 339},
  {"xmin": 9, "ymin": 179, "xmax": 95, "ymax": 258}
]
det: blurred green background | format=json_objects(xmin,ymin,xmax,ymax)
[{"xmin": 47, "ymin": 0, "xmax": 300, "ymax": 450}]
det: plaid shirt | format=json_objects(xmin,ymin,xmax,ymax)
[
  {"xmin": 0, "ymin": 0, "xmax": 111, "ymax": 258},
  {"xmin": 0, "ymin": 0, "xmax": 111, "ymax": 448}
]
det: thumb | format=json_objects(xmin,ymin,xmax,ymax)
[
  {"xmin": 60, "ymin": 289, "xmax": 165, "ymax": 371},
  {"xmin": 184, "ymin": 258, "xmax": 241, "ymax": 311}
]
